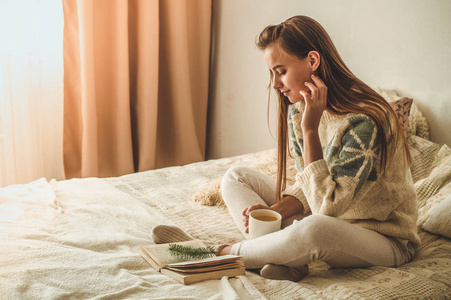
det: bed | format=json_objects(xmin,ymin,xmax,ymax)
[{"xmin": 1, "ymin": 91, "xmax": 451, "ymax": 299}]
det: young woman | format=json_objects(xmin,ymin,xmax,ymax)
[{"xmin": 152, "ymin": 15, "xmax": 419, "ymax": 282}]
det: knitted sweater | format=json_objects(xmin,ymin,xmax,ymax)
[{"xmin": 284, "ymin": 101, "xmax": 421, "ymax": 249}]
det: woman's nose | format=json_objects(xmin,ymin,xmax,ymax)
[{"xmin": 272, "ymin": 78, "xmax": 282, "ymax": 90}]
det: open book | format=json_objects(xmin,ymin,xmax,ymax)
[{"xmin": 139, "ymin": 239, "xmax": 245, "ymax": 285}]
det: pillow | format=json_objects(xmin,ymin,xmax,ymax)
[
  {"xmin": 389, "ymin": 97, "xmax": 413, "ymax": 135},
  {"xmin": 376, "ymin": 88, "xmax": 430, "ymax": 139},
  {"xmin": 407, "ymin": 135, "xmax": 441, "ymax": 183},
  {"xmin": 408, "ymin": 103, "xmax": 430, "ymax": 140},
  {"xmin": 422, "ymin": 194, "xmax": 451, "ymax": 238},
  {"xmin": 416, "ymin": 144, "xmax": 451, "ymax": 238}
]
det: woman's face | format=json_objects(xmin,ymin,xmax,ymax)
[{"xmin": 264, "ymin": 46, "xmax": 314, "ymax": 103}]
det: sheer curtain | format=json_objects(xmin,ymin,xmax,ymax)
[{"xmin": 0, "ymin": 1, "xmax": 65, "ymax": 187}]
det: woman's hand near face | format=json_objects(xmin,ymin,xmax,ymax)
[
  {"xmin": 299, "ymin": 74, "xmax": 327, "ymax": 167},
  {"xmin": 299, "ymin": 74, "xmax": 328, "ymax": 133}
]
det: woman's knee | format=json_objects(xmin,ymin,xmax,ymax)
[
  {"xmin": 221, "ymin": 166, "xmax": 256, "ymax": 189},
  {"xmin": 221, "ymin": 166, "xmax": 252, "ymax": 204},
  {"xmin": 301, "ymin": 214, "xmax": 335, "ymax": 230},
  {"xmin": 222, "ymin": 166, "xmax": 254, "ymax": 181},
  {"xmin": 291, "ymin": 215, "xmax": 339, "ymax": 247}
]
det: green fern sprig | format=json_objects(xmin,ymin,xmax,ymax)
[{"xmin": 168, "ymin": 244, "xmax": 215, "ymax": 259}]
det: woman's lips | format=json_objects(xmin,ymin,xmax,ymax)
[{"xmin": 282, "ymin": 90, "xmax": 290, "ymax": 95}]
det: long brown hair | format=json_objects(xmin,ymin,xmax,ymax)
[{"xmin": 256, "ymin": 16, "xmax": 411, "ymax": 202}]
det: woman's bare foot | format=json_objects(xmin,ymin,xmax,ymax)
[{"xmin": 218, "ymin": 245, "xmax": 232, "ymax": 255}]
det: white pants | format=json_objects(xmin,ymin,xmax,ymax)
[{"xmin": 221, "ymin": 166, "xmax": 414, "ymax": 269}]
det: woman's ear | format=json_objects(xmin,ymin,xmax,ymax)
[{"xmin": 307, "ymin": 51, "xmax": 320, "ymax": 72}]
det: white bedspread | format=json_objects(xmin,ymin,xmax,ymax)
[
  {"xmin": 0, "ymin": 177, "xmax": 264, "ymax": 299},
  {"xmin": 1, "ymin": 140, "xmax": 450, "ymax": 299}
]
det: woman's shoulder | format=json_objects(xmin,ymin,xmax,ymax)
[
  {"xmin": 328, "ymin": 113, "xmax": 381, "ymax": 148},
  {"xmin": 326, "ymin": 112, "xmax": 377, "ymax": 134},
  {"xmin": 346, "ymin": 113, "xmax": 377, "ymax": 129},
  {"xmin": 345, "ymin": 112, "xmax": 400, "ymax": 142}
]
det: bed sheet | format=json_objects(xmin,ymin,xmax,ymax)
[{"xmin": 1, "ymin": 140, "xmax": 450, "ymax": 299}]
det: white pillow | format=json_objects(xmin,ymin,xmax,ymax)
[
  {"xmin": 416, "ymin": 144, "xmax": 451, "ymax": 238},
  {"xmin": 422, "ymin": 194, "xmax": 451, "ymax": 238}
]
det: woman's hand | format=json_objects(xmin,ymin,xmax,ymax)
[
  {"xmin": 241, "ymin": 196, "xmax": 304, "ymax": 233},
  {"xmin": 299, "ymin": 74, "xmax": 327, "ymax": 133},
  {"xmin": 299, "ymin": 74, "xmax": 326, "ymax": 167},
  {"xmin": 242, "ymin": 204, "xmax": 268, "ymax": 233}
]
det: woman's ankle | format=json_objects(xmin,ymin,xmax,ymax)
[{"xmin": 219, "ymin": 245, "xmax": 232, "ymax": 256}]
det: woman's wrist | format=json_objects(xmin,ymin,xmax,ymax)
[
  {"xmin": 301, "ymin": 127, "xmax": 319, "ymax": 136},
  {"xmin": 302, "ymin": 129, "xmax": 323, "ymax": 166},
  {"xmin": 270, "ymin": 195, "xmax": 303, "ymax": 220}
]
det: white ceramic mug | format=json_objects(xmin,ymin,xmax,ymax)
[{"xmin": 249, "ymin": 209, "xmax": 282, "ymax": 239}]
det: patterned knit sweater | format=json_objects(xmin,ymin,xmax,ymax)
[{"xmin": 284, "ymin": 101, "xmax": 421, "ymax": 249}]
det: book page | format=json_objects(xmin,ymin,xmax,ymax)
[
  {"xmin": 166, "ymin": 255, "xmax": 242, "ymax": 268},
  {"xmin": 164, "ymin": 261, "xmax": 244, "ymax": 273},
  {"xmin": 141, "ymin": 240, "xmax": 207, "ymax": 268}
]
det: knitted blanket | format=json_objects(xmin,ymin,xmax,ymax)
[{"xmin": 1, "ymin": 139, "xmax": 449, "ymax": 299}]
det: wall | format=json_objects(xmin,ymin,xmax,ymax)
[{"xmin": 207, "ymin": 0, "xmax": 451, "ymax": 159}]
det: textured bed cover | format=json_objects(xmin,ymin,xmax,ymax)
[{"xmin": 1, "ymin": 137, "xmax": 450, "ymax": 299}]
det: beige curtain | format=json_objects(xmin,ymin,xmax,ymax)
[{"xmin": 63, "ymin": 0, "xmax": 212, "ymax": 179}]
